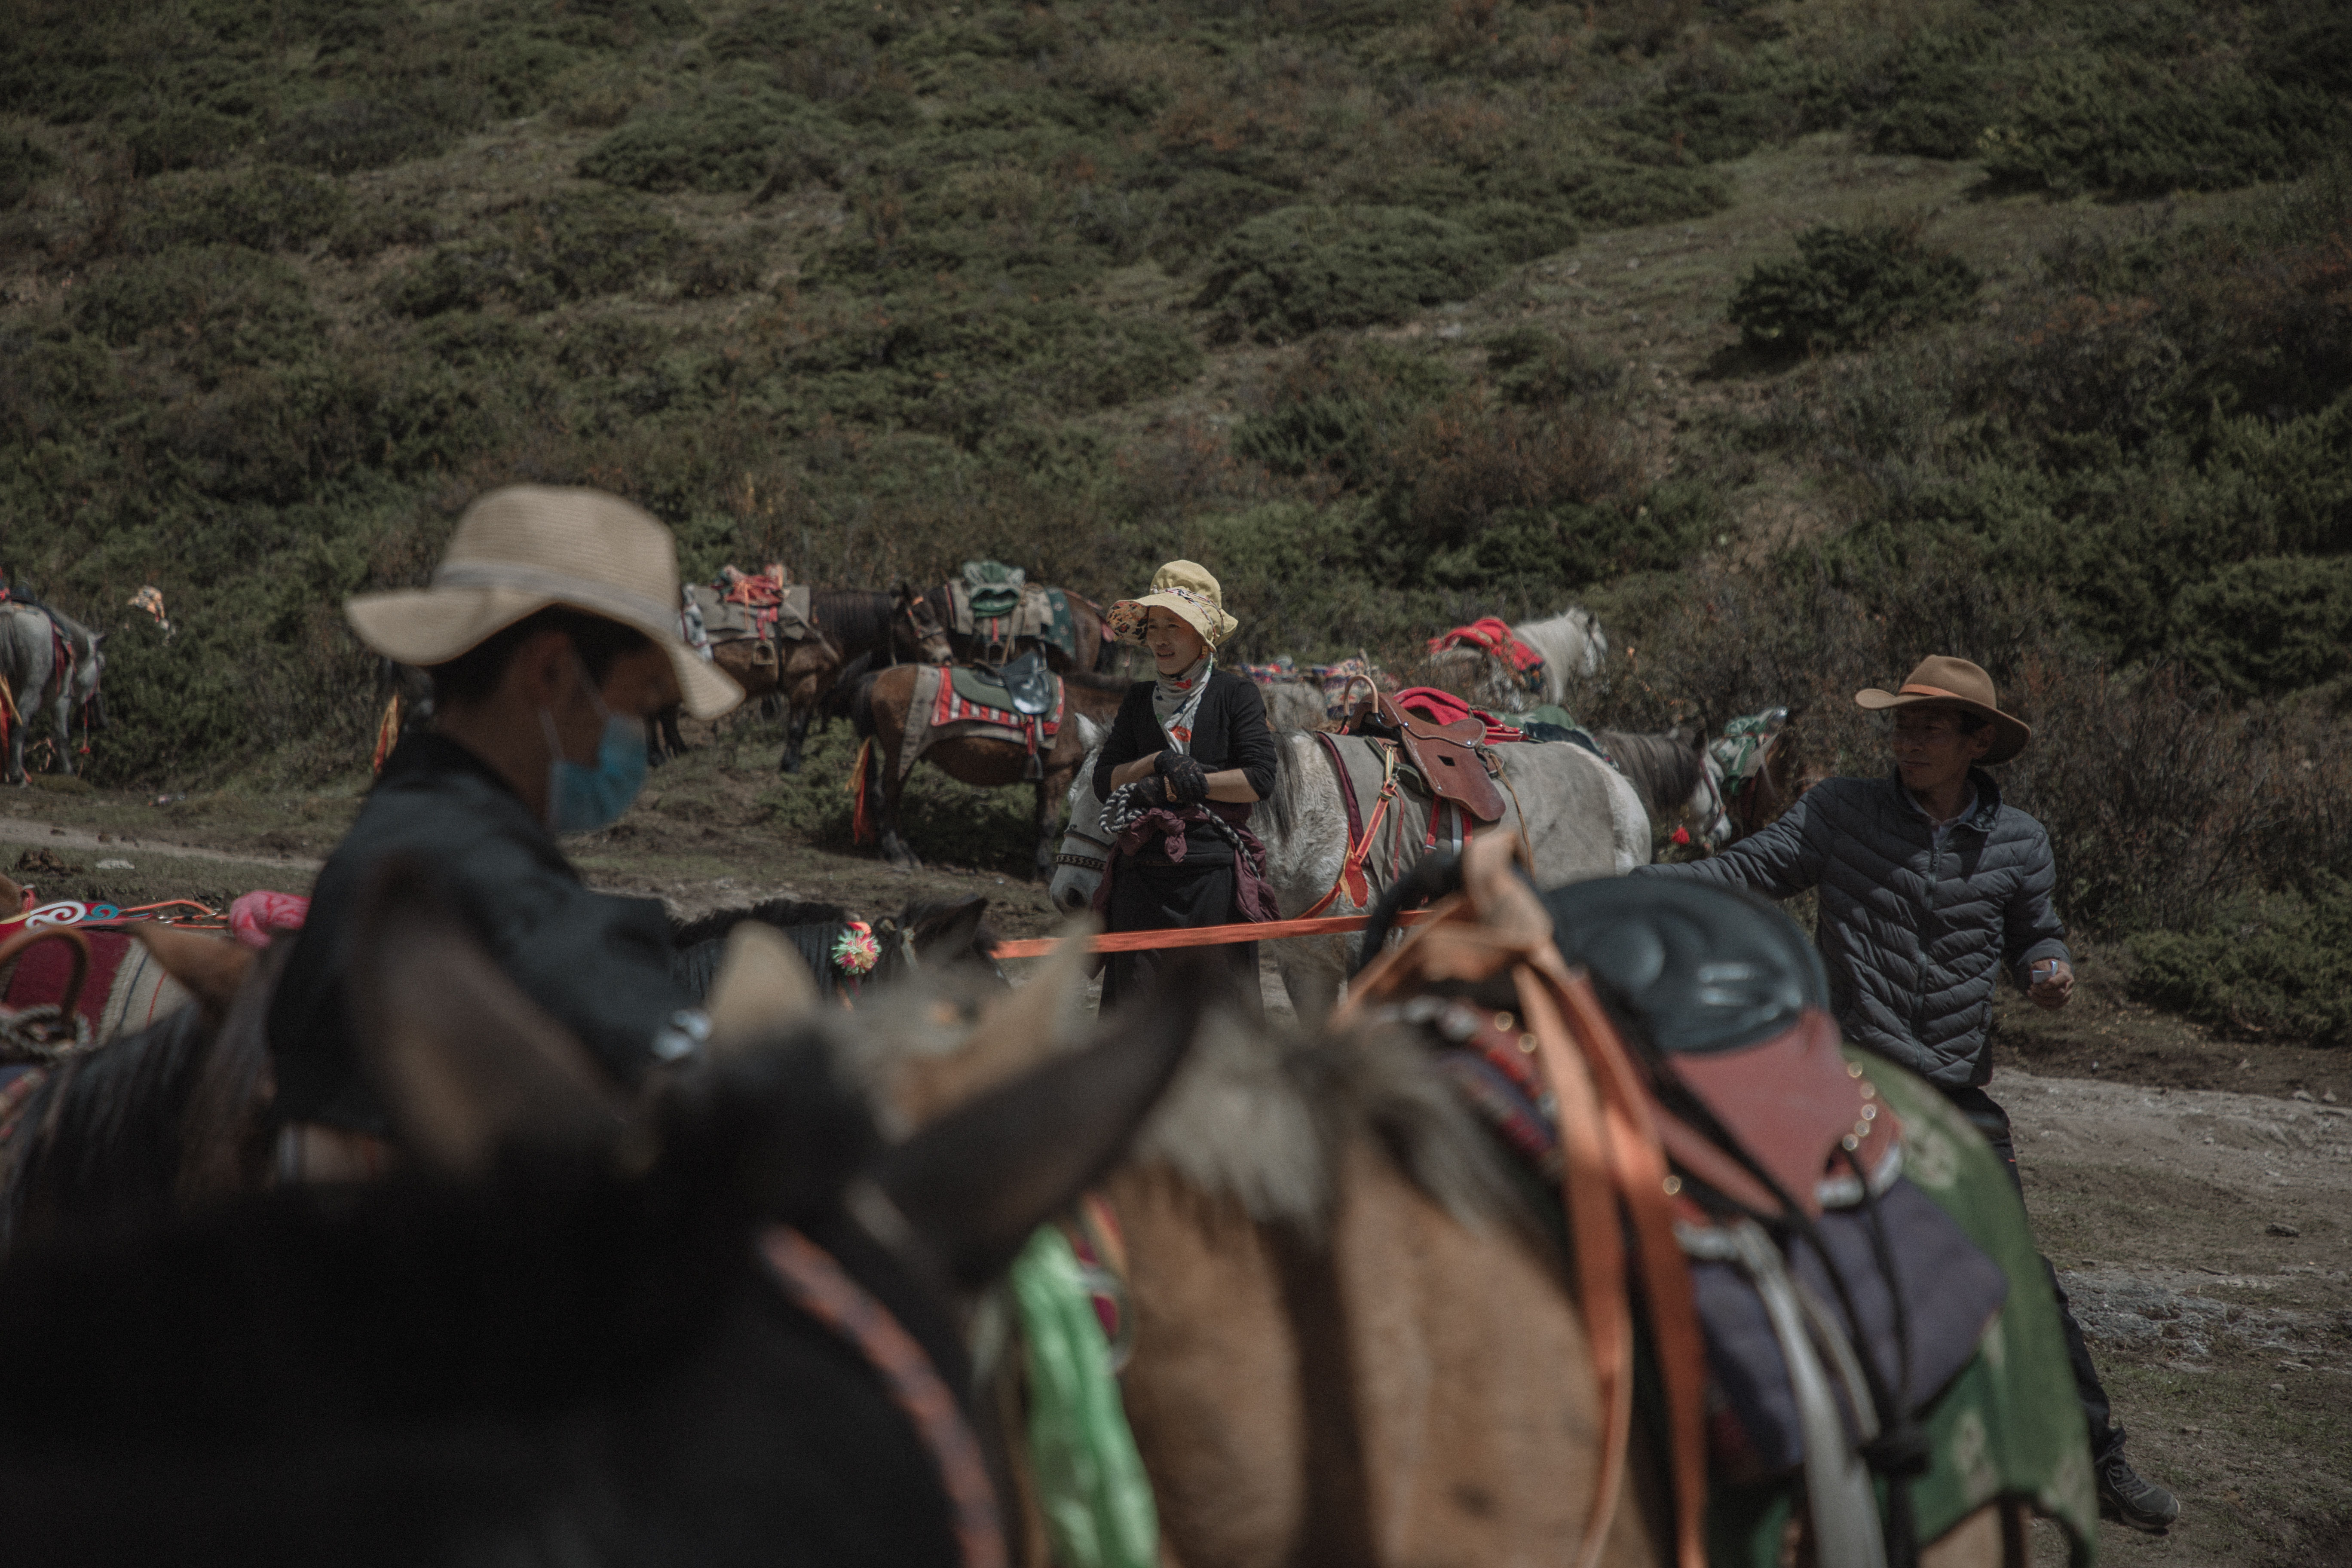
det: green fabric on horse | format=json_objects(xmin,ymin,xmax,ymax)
[
  {"xmin": 1010, "ymin": 1226, "xmax": 1159, "ymax": 1568},
  {"xmin": 1705, "ymin": 1050, "xmax": 2099, "ymax": 1567}
]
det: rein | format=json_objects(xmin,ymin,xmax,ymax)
[{"xmin": 759, "ymin": 1225, "xmax": 1008, "ymax": 1568}]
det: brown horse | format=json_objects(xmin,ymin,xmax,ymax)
[
  {"xmin": 909, "ymin": 583, "xmax": 1115, "ymax": 674},
  {"xmin": 1722, "ymin": 720, "xmax": 1825, "ymax": 843},
  {"xmin": 707, "ymin": 630, "xmax": 845, "ymax": 774},
  {"xmin": 853, "ymin": 663, "xmax": 1127, "ymax": 878}
]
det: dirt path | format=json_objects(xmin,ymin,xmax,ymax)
[
  {"xmin": 2005, "ymin": 1072, "xmax": 2352, "ymax": 1565},
  {"xmin": 0, "ymin": 812, "xmax": 322, "ymax": 872}
]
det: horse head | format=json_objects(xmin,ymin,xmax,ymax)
[
  {"xmin": 892, "ymin": 583, "xmax": 953, "ymax": 665},
  {"xmin": 1048, "ymin": 720, "xmax": 1112, "ymax": 916}
]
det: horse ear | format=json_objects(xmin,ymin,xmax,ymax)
[
  {"xmin": 910, "ymin": 896, "xmax": 991, "ymax": 964},
  {"xmin": 351, "ymin": 856, "xmax": 625, "ymax": 1177},
  {"xmin": 1074, "ymin": 713, "xmax": 1106, "ymax": 753},
  {"xmin": 867, "ymin": 952, "xmax": 1203, "ymax": 1289},
  {"xmin": 888, "ymin": 919, "xmax": 1096, "ymax": 1130},
  {"xmin": 129, "ymin": 922, "xmax": 254, "ymax": 1026}
]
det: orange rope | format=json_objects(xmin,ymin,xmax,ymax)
[{"xmin": 991, "ymin": 907, "xmax": 1427, "ymax": 960}]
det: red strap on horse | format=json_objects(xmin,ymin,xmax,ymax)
[{"xmin": 1300, "ymin": 735, "xmax": 1397, "ymax": 918}]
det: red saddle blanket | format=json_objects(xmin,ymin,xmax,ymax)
[
  {"xmin": 1393, "ymin": 686, "xmax": 1522, "ymax": 745},
  {"xmin": 2, "ymin": 927, "xmax": 139, "ymax": 1038},
  {"xmin": 931, "ymin": 674, "xmax": 1063, "ymax": 742},
  {"xmin": 1427, "ymin": 617, "xmax": 1543, "ymax": 674}
]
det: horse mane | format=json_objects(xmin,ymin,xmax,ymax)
[
  {"xmin": 0, "ymin": 1004, "xmax": 217, "ymax": 1253},
  {"xmin": 1130, "ymin": 1011, "xmax": 1539, "ymax": 1248},
  {"xmin": 1593, "ymin": 729, "xmax": 1702, "ymax": 820},
  {"xmin": 1265, "ymin": 732, "xmax": 1306, "ymax": 839},
  {"xmin": 807, "ymin": 588, "xmax": 894, "ymax": 654},
  {"xmin": 671, "ymin": 899, "xmax": 849, "ymax": 951}
]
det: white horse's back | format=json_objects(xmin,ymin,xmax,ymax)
[{"xmin": 1511, "ymin": 607, "xmax": 1607, "ymax": 705}]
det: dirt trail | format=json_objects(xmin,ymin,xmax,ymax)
[
  {"xmin": 0, "ymin": 813, "xmax": 322, "ymax": 872},
  {"xmin": 2005, "ymin": 1072, "xmax": 2352, "ymax": 1565}
]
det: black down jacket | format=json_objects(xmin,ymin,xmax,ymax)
[{"xmin": 1635, "ymin": 767, "xmax": 2068, "ymax": 1087}]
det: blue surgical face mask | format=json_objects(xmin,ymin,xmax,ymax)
[{"xmin": 540, "ymin": 665, "xmax": 648, "ymax": 836}]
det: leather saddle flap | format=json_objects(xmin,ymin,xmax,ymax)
[
  {"xmin": 952, "ymin": 652, "xmax": 1057, "ymax": 718},
  {"xmin": 1379, "ymin": 696, "xmax": 1505, "ymax": 822}
]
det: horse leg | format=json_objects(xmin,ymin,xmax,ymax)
[
  {"xmin": 51, "ymin": 689, "xmax": 73, "ymax": 778},
  {"xmin": 779, "ymin": 707, "xmax": 807, "ymax": 775},
  {"xmin": 1274, "ymin": 940, "xmax": 1346, "ymax": 1028},
  {"xmin": 6, "ymin": 718, "xmax": 21, "ymax": 785},
  {"xmin": 874, "ymin": 734, "xmax": 920, "ymax": 870}
]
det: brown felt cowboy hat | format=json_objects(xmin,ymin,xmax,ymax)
[
  {"xmin": 1855, "ymin": 655, "xmax": 2030, "ymax": 764},
  {"xmin": 346, "ymin": 485, "xmax": 743, "ymax": 720}
]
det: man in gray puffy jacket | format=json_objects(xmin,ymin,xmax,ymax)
[{"xmin": 1639, "ymin": 655, "xmax": 2179, "ymax": 1534}]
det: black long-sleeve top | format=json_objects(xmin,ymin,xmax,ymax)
[
  {"xmin": 1092, "ymin": 670, "xmax": 1278, "ymax": 864},
  {"xmin": 269, "ymin": 733, "xmax": 694, "ymax": 1135}
]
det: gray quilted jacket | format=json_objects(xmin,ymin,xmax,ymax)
[{"xmin": 1635, "ymin": 768, "xmax": 2068, "ymax": 1087}]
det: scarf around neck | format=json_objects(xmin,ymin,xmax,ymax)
[{"xmin": 1152, "ymin": 656, "xmax": 1212, "ymax": 754}]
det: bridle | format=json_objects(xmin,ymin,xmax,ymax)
[{"xmin": 1053, "ymin": 823, "xmax": 1113, "ymax": 874}]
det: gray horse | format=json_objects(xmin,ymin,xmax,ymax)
[{"xmin": 0, "ymin": 602, "xmax": 104, "ymax": 784}]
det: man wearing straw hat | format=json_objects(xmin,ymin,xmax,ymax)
[
  {"xmin": 1638, "ymin": 655, "xmax": 2179, "ymax": 1534},
  {"xmin": 267, "ymin": 487, "xmax": 741, "ymax": 1174}
]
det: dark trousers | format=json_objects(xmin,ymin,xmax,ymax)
[
  {"xmin": 1100, "ymin": 858, "xmax": 1262, "ymax": 1017},
  {"xmin": 1942, "ymin": 1084, "xmax": 2122, "ymax": 1461}
]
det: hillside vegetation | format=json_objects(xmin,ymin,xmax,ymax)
[{"xmin": 5, "ymin": 0, "xmax": 2352, "ymax": 1031}]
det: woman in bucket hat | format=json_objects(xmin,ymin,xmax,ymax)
[
  {"xmin": 1639, "ymin": 655, "xmax": 2179, "ymax": 1535},
  {"xmin": 268, "ymin": 486, "xmax": 743, "ymax": 1175},
  {"xmin": 1090, "ymin": 561, "xmax": 1279, "ymax": 1011}
]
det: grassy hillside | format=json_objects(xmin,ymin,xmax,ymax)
[{"xmin": 5, "ymin": 0, "xmax": 2352, "ymax": 1022}]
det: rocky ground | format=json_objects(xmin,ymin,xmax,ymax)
[{"xmin": 3, "ymin": 739, "xmax": 2347, "ymax": 1565}]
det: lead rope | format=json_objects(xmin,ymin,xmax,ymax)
[{"xmin": 759, "ymin": 1226, "xmax": 1008, "ymax": 1568}]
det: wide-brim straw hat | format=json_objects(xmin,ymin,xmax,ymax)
[
  {"xmin": 346, "ymin": 485, "xmax": 743, "ymax": 720},
  {"xmin": 1856, "ymin": 655, "xmax": 2030, "ymax": 764},
  {"xmin": 1109, "ymin": 560, "xmax": 1240, "ymax": 649}
]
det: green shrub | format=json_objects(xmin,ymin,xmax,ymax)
[
  {"xmin": 125, "ymin": 165, "xmax": 346, "ymax": 253},
  {"xmin": 1484, "ymin": 327, "xmax": 1622, "ymax": 404},
  {"xmin": 1978, "ymin": 54, "xmax": 2341, "ymax": 199},
  {"xmin": 1559, "ymin": 162, "xmax": 1731, "ymax": 229},
  {"xmin": 1148, "ymin": 171, "xmax": 1299, "ymax": 267},
  {"xmin": 0, "ymin": 132, "xmax": 58, "ymax": 208},
  {"xmin": 269, "ymin": 95, "xmax": 458, "ymax": 172},
  {"xmin": 579, "ymin": 89, "xmax": 835, "ymax": 193},
  {"xmin": 389, "ymin": 190, "xmax": 683, "ymax": 315},
  {"xmin": 1194, "ymin": 204, "xmax": 1499, "ymax": 343},
  {"xmin": 2173, "ymin": 556, "xmax": 2352, "ymax": 697},
  {"xmin": 119, "ymin": 105, "xmax": 256, "ymax": 177},
  {"xmin": 2131, "ymin": 878, "xmax": 2352, "ymax": 1044},
  {"xmin": 1729, "ymin": 224, "xmax": 1981, "ymax": 353},
  {"xmin": 72, "ymin": 245, "xmax": 323, "ymax": 383},
  {"xmin": 1459, "ymin": 200, "xmax": 1577, "ymax": 264},
  {"xmin": 1234, "ymin": 342, "xmax": 1459, "ymax": 481}
]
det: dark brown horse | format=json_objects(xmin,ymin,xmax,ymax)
[
  {"xmin": 709, "ymin": 629, "xmax": 846, "ymax": 774},
  {"xmin": 907, "ymin": 583, "xmax": 1115, "ymax": 674},
  {"xmin": 853, "ymin": 663, "xmax": 1127, "ymax": 878}
]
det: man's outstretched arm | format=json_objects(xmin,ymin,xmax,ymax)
[{"xmin": 1633, "ymin": 789, "xmax": 1828, "ymax": 900}]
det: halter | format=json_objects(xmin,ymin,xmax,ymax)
[{"xmin": 1053, "ymin": 822, "xmax": 1115, "ymax": 874}]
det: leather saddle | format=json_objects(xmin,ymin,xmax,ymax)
[
  {"xmin": 1349, "ymin": 693, "xmax": 1504, "ymax": 823},
  {"xmin": 1541, "ymin": 878, "xmax": 2009, "ymax": 1493},
  {"xmin": 960, "ymin": 648, "xmax": 1056, "ymax": 717}
]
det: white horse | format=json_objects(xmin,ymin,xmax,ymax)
[
  {"xmin": 1424, "ymin": 605, "xmax": 1608, "ymax": 711},
  {"xmin": 1050, "ymin": 720, "xmax": 1649, "ymax": 1024},
  {"xmin": 0, "ymin": 602, "xmax": 104, "ymax": 785}
]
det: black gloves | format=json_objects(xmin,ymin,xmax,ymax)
[
  {"xmin": 1156, "ymin": 750, "xmax": 1210, "ymax": 806},
  {"xmin": 1128, "ymin": 773, "xmax": 1169, "ymax": 809}
]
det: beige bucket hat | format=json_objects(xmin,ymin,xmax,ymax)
[
  {"xmin": 1108, "ymin": 560, "xmax": 1240, "ymax": 649},
  {"xmin": 346, "ymin": 485, "xmax": 743, "ymax": 720},
  {"xmin": 1856, "ymin": 654, "xmax": 2030, "ymax": 764}
]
